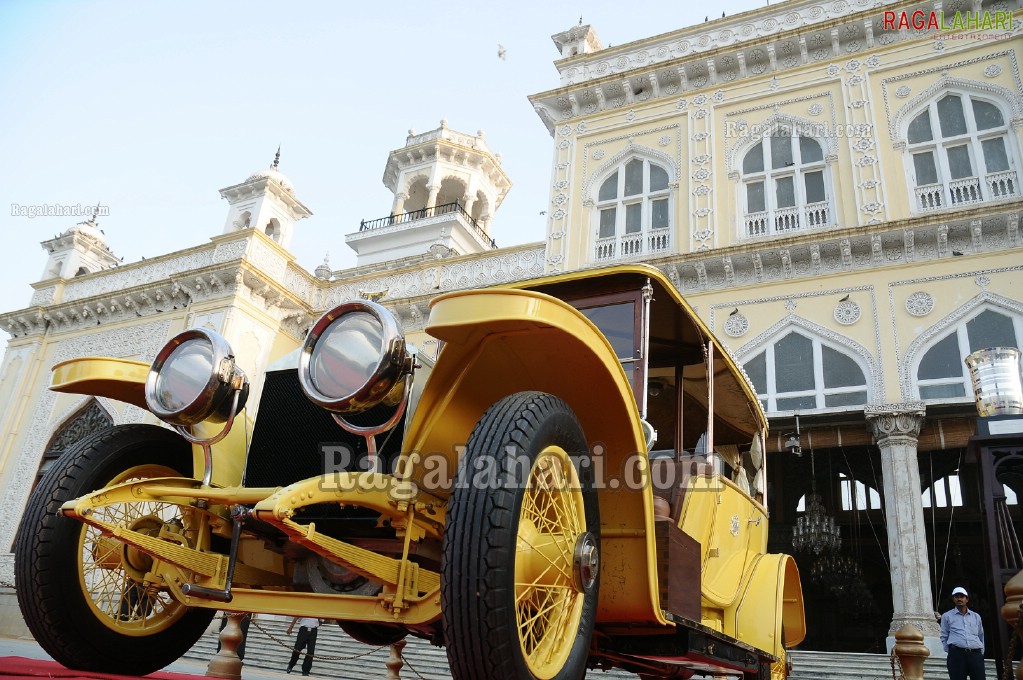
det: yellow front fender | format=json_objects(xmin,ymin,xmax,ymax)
[
  {"xmin": 404, "ymin": 288, "xmax": 667, "ymax": 627},
  {"xmin": 50, "ymin": 356, "xmax": 249, "ymax": 487}
]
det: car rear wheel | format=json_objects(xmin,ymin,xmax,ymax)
[
  {"xmin": 15, "ymin": 424, "xmax": 215, "ymax": 675},
  {"xmin": 442, "ymin": 391, "xmax": 599, "ymax": 680}
]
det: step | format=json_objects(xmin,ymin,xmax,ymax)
[{"xmin": 788, "ymin": 649, "xmax": 997, "ymax": 680}]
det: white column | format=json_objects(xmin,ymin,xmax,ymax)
[
  {"xmin": 391, "ymin": 191, "xmax": 408, "ymax": 215},
  {"xmin": 865, "ymin": 403, "xmax": 942, "ymax": 655},
  {"xmin": 425, "ymin": 185, "xmax": 440, "ymax": 211}
]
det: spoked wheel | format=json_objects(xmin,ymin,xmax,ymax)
[
  {"xmin": 15, "ymin": 424, "xmax": 215, "ymax": 674},
  {"xmin": 443, "ymin": 391, "xmax": 600, "ymax": 680}
]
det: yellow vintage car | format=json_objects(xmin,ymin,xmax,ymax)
[{"xmin": 15, "ymin": 264, "xmax": 804, "ymax": 680}]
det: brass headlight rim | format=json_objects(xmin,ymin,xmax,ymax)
[
  {"xmin": 144, "ymin": 328, "xmax": 240, "ymax": 426},
  {"xmin": 298, "ymin": 300, "xmax": 408, "ymax": 414}
]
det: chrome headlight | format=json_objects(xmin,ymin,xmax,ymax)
[
  {"xmin": 145, "ymin": 328, "xmax": 249, "ymax": 426},
  {"xmin": 299, "ymin": 300, "xmax": 412, "ymax": 414}
]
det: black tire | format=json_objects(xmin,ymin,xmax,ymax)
[
  {"xmin": 15, "ymin": 424, "xmax": 216, "ymax": 675},
  {"xmin": 442, "ymin": 391, "xmax": 600, "ymax": 680},
  {"xmin": 338, "ymin": 621, "xmax": 408, "ymax": 646}
]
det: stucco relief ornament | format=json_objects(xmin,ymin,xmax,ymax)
[
  {"xmin": 592, "ymin": 149, "xmax": 605, "ymax": 160},
  {"xmin": 808, "ymin": 104, "xmax": 824, "ymax": 116},
  {"xmin": 827, "ymin": 64, "xmax": 841, "ymax": 77},
  {"xmin": 865, "ymin": 54, "xmax": 880, "ymax": 68},
  {"xmin": 553, "ymin": 193, "xmax": 567, "ymax": 206},
  {"xmin": 724, "ymin": 313, "xmax": 750, "ymax": 338},
  {"xmin": 853, "ymin": 138, "xmax": 874, "ymax": 152},
  {"xmin": 658, "ymin": 135, "xmax": 672, "ymax": 147},
  {"xmin": 559, "ymin": 125, "xmax": 572, "ymax": 137},
  {"xmin": 905, "ymin": 291, "xmax": 934, "ymax": 317},
  {"xmin": 554, "ymin": 180, "xmax": 568, "ymax": 190},
  {"xmin": 677, "ymin": 98, "xmax": 688, "ymax": 110},
  {"xmin": 576, "ymin": 122, "xmax": 587, "ymax": 133},
  {"xmin": 834, "ymin": 300, "xmax": 861, "ymax": 325},
  {"xmin": 551, "ymin": 209, "xmax": 566, "ymax": 220},
  {"xmin": 976, "ymin": 275, "xmax": 991, "ymax": 288},
  {"xmin": 984, "ymin": 64, "xmax": 1003, "ymax": 78},
  {"xmin": 693, "ymin": 168, "xmax": 710, "ymax": 181},
  {"xmin": 785, "ymin": 299, "xmax": 797, "ymax": 312},
  {"xmin": 934, "ymin": 39, "xmax": 945, "ymax": 51},
  {"xmin": 626, "ymin": 110, "xmax": 636, "ymax": 122},
  {"xmin": 558, "ymin": 140, "xmax": 570, "ymax": 149},
  {"xmin": 895, "ymin": 85, "xmax": 912, "ymax": 98},
  {"xmin": 664, "ymin": 84, "xmax": 679, "ymax": 95}
]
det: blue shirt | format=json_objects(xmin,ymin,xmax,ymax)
[{"xmin": 940, "ymin": 607, "xmax": 985, "ymax": 653}]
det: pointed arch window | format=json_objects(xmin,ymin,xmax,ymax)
[
  {"xmin": 741, "ymin": 132, "xmax": 831, "ymax": 237},
  {"xmin": 906, "ymin": 93, "xmax": 1018, "ymax": 211},
  {"xmin": 743, "ymin": 331, "xmax": 868, "ymax": 413},
  {"xmin": 916, "ymin": 308, "xmax": 1022, "ymax": 400},
  {"xmin": 594, "ymin": 157, "xmax": 672, "ymax": 261}
]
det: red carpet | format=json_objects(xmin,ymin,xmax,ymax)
[{"xmin": 0, "ymin": 657, "xmax": 207, "ymax": 680}]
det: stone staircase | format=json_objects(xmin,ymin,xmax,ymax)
[
  {"xmin": 788, "ymin": 649, "xmax": 998, "ymax": 680},
  {"xmin": 184, "ymin": 621, "xmax": 997, "ymax": 679}
]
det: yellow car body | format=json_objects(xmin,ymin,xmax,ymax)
[{"xmin": 29, "ymin": 264, "xmax": 804, "ymax": 679}]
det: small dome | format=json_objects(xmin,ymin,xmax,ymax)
[
  {"xmin": 65, "ymin": 219, "xmax": 106, "ymax": 244},
  {"xmin": 314, "ymin": 253, "xmax": 332, "ymax": 280},
  {"xmin": 247, "ymin": 168, "xmax": 294, "ymax": 194}
]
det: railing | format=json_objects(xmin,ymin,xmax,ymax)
[
  {"xmin": 916, "ymin": 183, "xmax": 943, "ymax": 211},
  {"xmin": 744, "ymin": 202, "xmax": 830, "ymax": 237},
  {"xmin": 917, "ymin": 172, "xmax": 1018, "ymax": 212},
  {"xmin": 594, "ymin": 227, "xmax": 671, "ymax": 261},
  {"xmin": 949, "ymin": 176, "xmax": 982, "ymax": 206},
  {"xmin": 987, "ymin": 170, "xmax": 1018, "ymax": 199},
  {"xmin": 359, "ymin": 201, "xmax": 496, "ymax": 248}
]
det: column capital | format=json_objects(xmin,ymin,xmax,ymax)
[
  {"xmin": 865, "ymin": 402, "xmax": 926, "ymax": 444},
  {"xmin": 888, "ymin": 612, "xmax": 941, "ymax": 638}
]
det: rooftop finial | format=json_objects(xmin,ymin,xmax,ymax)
[{"xmin": 271, "ymin": 145, "xmax": 281, "ymax": 170}]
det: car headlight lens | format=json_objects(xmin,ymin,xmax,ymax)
[
  {"xmin": 145, "ymin": 328, "xmax": 249, "ymax": 426},
  {"xmin": 299, "ymin": 300, "xmax": 411, "ymax": 414}
]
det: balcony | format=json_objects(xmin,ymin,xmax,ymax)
[
  {"xmin": 595, "ymin": 227, "xmax": 671, "ymax": 261},
  {"xmin": 743, "ymin": 201, "xmax": 831, "ymax": 238},
  {"xmin": 359, "ymin": 201, "xmax": 496, "ymax": 248},
  {"xmin": 916, "ymin": 171, "xmax": 1018, "ymax": 212}
]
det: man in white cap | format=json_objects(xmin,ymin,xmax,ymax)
[{"xmin": 939, "ymin": 586, "xmax": 985, "ymax": 680}]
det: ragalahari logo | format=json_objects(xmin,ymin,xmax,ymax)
[{"xmin": 882, "ymin": 10, "xmax": 1013, "ymax": 31}]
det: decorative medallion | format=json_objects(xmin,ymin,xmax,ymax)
[
  {"xmin": 558, "ymin": 140, "xmax": 570, "ymax": 149},
  {"xmin": 865, "ymin": 54, "xmax": 881, "ymax": 68},
  {"xmin": 693, "ymin": 168, "xmax": 710, "ymax": 180},
  {"xmin": 724, "ymin": 313, "xmax": 750, "ymax": 338},
  {"xmin": 895, "ymin": 85, "xmax": 912, "ymax": 98},
  {"xmin": 827, "ymin": 64, "xmax": 841, "ymax": 77},
  {"xmin": 785, "ymin": 299, "xmax": 798, "ymax": 312},
  {"xmin": 730, "ymin": 514, "xmax": 741, "ymax": 536},
  {"xmin": 677, "ymin": 98, "xmax": 689, "ymax": 110},
  {"xmin": 553, "ymin": 194, "xmax": 567, "ymax": 206},
  {"xmin": 693, "ymin": 94, "xmax": 708, "ymax": 106},
  {"xmin": 554, "ymin": 180, "xmax": 568, "ymax": 190},
  {"xmin": 592, "ymin": 149, "xmax": 605, "ymax": 160},
  {"xmin": 576, "ymin": 122, "xmax": 588, "ymax": 133},
  {"xmin": 853, "ymin": 138, "xmax": 874, "ymax": 152},
  {"xmin": 905, "ymin": 291, "xmax": 934, "ymax": 317},
  {"xmin": 551, "ymin": 209, "xmax": 566, "ymax": 220},
  {"xmin": 984, "ymin": 64, "xmax": 1003, "ymax": 78},
  {"xmin": 559, "ymin": 125, "xmax": 572, "ymax": 137},
  {"xmin": 808, "ymin": 104, "xmax": 824, "ymax": 116},
  {"xmin": 976, "ymin": 275, "xmax": 991, "ymax": 288},
  {"xmin": 626, "ymin": 110, "xmax": 636, "ymax": 122},
  {"xmin": 845, "ymin": 59, "xmax": 861, "ymax": 72},
  {"xmin": 664, "ymin": 84, "xmax": 678, "ymax": 95},
  {"xmin": 658, "ymin": 135, "xmax": 672, "ymax": 147},
  {"xmin": 834, "ymin": 300, "xmax": 861, "ymax": 325}
]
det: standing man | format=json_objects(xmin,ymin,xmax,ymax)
[
  {"xmin": 286, "ymin": 616, "xmax": 321, "ymax": 676},
  {"xmin": 940, "ymin": 586, "xmax": 986, "ymax": 680}
]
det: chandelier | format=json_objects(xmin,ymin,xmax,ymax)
[{"xmin": 792, "ymin": 448, "xmax": 842, "ymax": 555}]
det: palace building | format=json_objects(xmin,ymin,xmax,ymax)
[{"xmin": 0, "ymin": 0, "xmax": 1021, "ymax": 665}]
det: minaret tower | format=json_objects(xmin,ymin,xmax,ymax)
[
  {"xmin": 40, "ymin": 205, "xmax": 120, "ymax": 280},
  {"xmin": 345, "ymin": 120, "xmax": 512, "ymax": 267},
  {"xmin": 219, "ymin": 148, "xmax": 312, "ymax": 250}
]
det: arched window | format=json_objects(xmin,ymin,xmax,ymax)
[
  {"xmin": 264, "ymin": 218, "xmax": 281, "ymax": 242},
  {"xmin": 37, "ymin": 400, "xmax": 113, "ymax": 486},
  {"xmin": 741, "ymin": 132, "xmax": 830, "ymax": 237},
  {"xmin": 916, "ymin": 308, "xmax": 1022, "ymax": 400},
  {"xmin": 594, "ymin": 157, "xmax": 672, "ymax": 260},
  {"xmin": 743, "ymin": 331, "xmax": 868, "ymax": 413},
  {"xmin": 839, "ymin": 472, "xmax": 882, "ymax": 511},
  {"xmin": 906, "ymin": 93, "xmax": 1018, "ymax": 211}
]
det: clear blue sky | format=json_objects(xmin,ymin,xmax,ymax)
[{"xmin": 0, "ymin": 0, "xmax": 764, "ymax": 350}]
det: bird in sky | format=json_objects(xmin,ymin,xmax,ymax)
[
  {"xmin": 539, "ymin": 210, "xmax": 546, "ymax": 215},
  {"xmin": 497, "ymin": 44, "xmax": 507, "ymax": 61}
]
